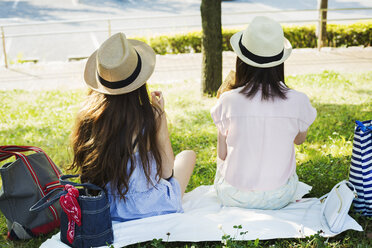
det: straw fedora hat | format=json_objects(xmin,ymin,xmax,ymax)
[
  {"xmin": 230, "ymin": 16, "xmax": 292, "ymax": 68},
  {"xmin": 84, "ymin": 32, "xmax": 155, "ymax": 95}
]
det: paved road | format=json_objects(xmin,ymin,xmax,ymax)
[
  {"xmin": 0, "ymin": 0, "xmax": 371, "ymax": 64},
  {"xmin": 1, "ymin": 47, "xmax": 371, "ymax": 91}
]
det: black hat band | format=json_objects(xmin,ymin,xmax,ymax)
[
  {"xmin": 97, "ymin": 50, "xmax": 142, "ymax": 90},
  {"xmin": 238, "ymin": 35, "xmax": 284, "ymax": 64}
]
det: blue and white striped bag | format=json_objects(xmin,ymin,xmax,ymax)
[{"xmin": 349, "ymin": 120, "xmax": 372, "ymax": 216}]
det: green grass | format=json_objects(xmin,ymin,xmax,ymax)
[{"xmin": 0, "ymin": 71, "xmax": 371, "ymax": 247}]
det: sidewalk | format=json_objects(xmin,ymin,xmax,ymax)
[{"xmin": 0, "ymin": 47, "xmax": 371, "ymax": 91}]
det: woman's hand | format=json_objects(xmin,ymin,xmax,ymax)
[{"xmin": 151, "ymin": 91, "xmax": 164, "ymax": 110}]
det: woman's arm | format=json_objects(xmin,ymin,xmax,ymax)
[
  {"xmin": 151, "ymin": 91, "xmax": 174, "ymax": 179},
  {"xmin": 217, "ymin": 131, "xmax": 227, "ymax": 161},
  {"xmin": 294, "ymin": 131, "xmax": 307, "ymax": 145}
]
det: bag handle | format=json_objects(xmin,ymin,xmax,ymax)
[
  {"xmin": 0, "ymin": 146, "xmax": 43, "ymax": 161},
  {"xmin": 0, "ymin": 146, "xmax": 61, "ymax": 177},
  {"xmin": 319, "ymin": 180, "xmax": 357, "ymax": 205},
  {"xmin": 319, "ymin": 180, "xmax": 356, "ymax": 215},
  {"xmin": 30, "ymin": 175, "xmax": 106, "ymax": 212},
  {"xmin": 59, "ymin": 174, "xmax": 104, "ymax": 192},
  {"xmin": 319, "ymin": 180, "xmax": 357, "ymax": 234},
  {"xmin": 355, "ymin": 120, "xmax": 372, "ymax": 134},
  {"xmin": 30, "ymin": 188, "xmax": 66, "ymax": 212},
  {"xmin": 299, "ymin": 180, "xmax": 357, "ymax": 236}
]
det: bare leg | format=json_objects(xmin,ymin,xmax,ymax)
[{"xmin": 173, "ymin": 150, "xmax": 196, "ymax": 197}]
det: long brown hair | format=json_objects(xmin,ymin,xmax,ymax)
[
  {"xmin": 232, "ymin": 57, "xmax": 289, "ymax": 100},
  {"xmin": 69, "ymin": 84, "xmax": 162, "ymax": 200}
]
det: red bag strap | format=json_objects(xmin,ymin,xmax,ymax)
[
  {"xmin": 0, "ymin": 146, "xmax": 61, "ymax": 178},
  {"xmin": 0, "ymin": 146, "xmax": 41, "ymax": 161},
  {"xmin": 0, "ymin": 146, "xmax": 42, "ymax": 155},
  {"xmin": 0, "ymin": 153, "xmax": 13, "ymax": 161}
]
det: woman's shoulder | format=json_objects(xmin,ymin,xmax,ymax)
[
  {"xmin": 218, "ymin": 86, "xmax": 245, "ymax": 102},
  {"xmin": 285, "ymin": 88, "xmax": 311, "ymax": 102}
]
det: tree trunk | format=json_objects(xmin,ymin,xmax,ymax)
[
  {"xmin": 200, "ymin": 0, "xmax": 222, "ymax": 95},
  {"xmin": 317, "ymin": 0, "xmax": 328, "ymax": 49}
]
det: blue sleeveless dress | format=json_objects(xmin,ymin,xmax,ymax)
[{"xmin": 106, "ymin": 152, "xmax": 183, "ymax": 222}]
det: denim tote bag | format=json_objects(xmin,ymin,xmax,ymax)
[
  {"xmin": 349, "ymin": 120, "xmax": 372, "ymax": 216},
  {"xmin": 30, "ymin": 175, "xmax": 113, "ymax": 248}
]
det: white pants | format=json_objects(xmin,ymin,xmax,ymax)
[{"xmin": 214, "ymin": 168, "xmax": 299, "ymax": 210}]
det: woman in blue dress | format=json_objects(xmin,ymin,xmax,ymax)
[{"xmin": 69, "ymin": 32, "xmax": 196, "ymax": 222}]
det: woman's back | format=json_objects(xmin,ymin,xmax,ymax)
[
  {"xmin": 106, "ymin": 151, "xmax": 183, "ymax": 222},
  {"xmin": 211, "ymin": 86, "xmax": 316, "ymax": 191}
]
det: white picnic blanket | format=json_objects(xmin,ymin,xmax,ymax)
[{"xmin": 41, "ymin": 184, "xmax": 363, "ymax": 248}]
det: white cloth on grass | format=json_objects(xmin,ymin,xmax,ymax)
[{"xmin": 40, "ymin": 183, "xmax": 363, "ymax": 248}]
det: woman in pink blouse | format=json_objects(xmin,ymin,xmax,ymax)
[{"xmin": 211, "ymin": 16, "xmax": 317, "ymax": 209}]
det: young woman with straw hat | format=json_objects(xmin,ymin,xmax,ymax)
[
  {"xmin": 211, "ymin": 16, "xmax": 317, "ymax": 209},
  {"xmin": 70, "ymin": 33, "xmax": 196, "ymax": 221}
]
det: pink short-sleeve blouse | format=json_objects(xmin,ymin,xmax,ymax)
[{"xmin": 211, "ymin": 86, "xmax": 317, "ymax": 191}]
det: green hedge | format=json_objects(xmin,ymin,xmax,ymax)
[
  {"xmin": 133, "ymin": 21, "xmax": 372, "ymax": 55},
  {"xmin": 327, "ymin": 21, "xmax": 372, "ymax": 47}
]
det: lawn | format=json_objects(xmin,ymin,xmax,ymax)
[{"xmin": 0, "ymin": 70, "xmax": 371, "ymax": 247}]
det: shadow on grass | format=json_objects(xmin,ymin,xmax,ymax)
[
  {"xmin": 296, "ymin": 102, "xmax": 371, "ymax": 196},
  {"xmin": 307, "ymin": 102, "xmax": 371, "ymax": 143},
  {"xmin": 169, "ymin": 108, "xmax": 217, "ymax": 190},
  {"xmin": 354, "ymin": 89, "xmax": 372, "ymax": 95},
  {"xmin": 297, "ymin": 153, "xmax": 351, "ymax": 197}
]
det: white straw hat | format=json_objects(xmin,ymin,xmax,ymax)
[
  {"xmin": 230, "ymin": 16, "xmax": 292, "ymax": 68},
  {"xmin": 84, "ymin": 32, "xmax": 155, "ymax": 95}
]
